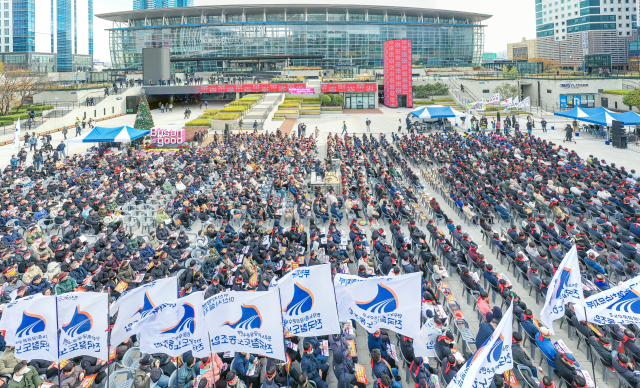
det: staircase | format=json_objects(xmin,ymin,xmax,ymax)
[
  {"xmin": 243, "ymin": 93, "xmax": 283, "ymax": 123},
  {"xmin": 306, "ymin": 79, "xmax": 322, "ymax": 97}
]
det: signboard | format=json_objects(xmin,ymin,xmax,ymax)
[
  {"xmin": 320, "ymin": 83, "xmax": 377, "ymax": 93},
  {"xmin": 560, "ymin": 95, "xmax": 567, "ymax": 109},
  {"xmin": 582, "ymin": 31, "xmax": 589, "ymax": 55},
  {"xmin": 199, "ymin": 83, "xmax": 305, "ymax": 93},
  {"xmin": 574, "ymin": 95, "xmax": 582, "ymax": 107},
  {"xmin": 560, "ymin": 83, "xmax": 589, "ymax": 88},
  {"xmin": 289, "ymin": 88, "xmax": 315, "ymax": 93},
  {"xmin": 151, "ymin": 128, "xmax": 186, "ymax": 146}
]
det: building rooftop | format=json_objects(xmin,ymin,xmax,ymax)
[{"xmin": 96, "ymin": 4, "xmax": 491, "ymax": 24}]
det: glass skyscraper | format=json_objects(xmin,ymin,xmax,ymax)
[
  {"xmin": 100, "ymin": 5, "xmax": 488, "ymax": 71},
  {"xmin": 12, "ymin": 0, "xmax": 35, "ymax": 52}
]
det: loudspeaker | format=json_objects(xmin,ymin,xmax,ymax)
[{"xmin": 611, "ymin": 120, "xmax": 624, "ymax": 148}]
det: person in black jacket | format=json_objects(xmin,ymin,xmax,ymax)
[
  {"xmin": 399, "ymin": 336, "xmax": 415, "ymax": 364},
  {"xmin": 570, "ymin": 315, "xmax": 593, "ymax": 339},
  {"xmin": 435, "ymin": 331, "xmax": 454, "ymax": 361},
  {"xmin": 80, "ymin": 356, "xmax": 108, "ymax": 384},
  {"xmin": 613, "ymin": 353, "xmax": 639, "ymax": 388},
  {"xmin": 553, "ymin": 352, "xmax": 578, "ymax": 384},
  {"xmin": 441, "ymin": 354, "xmax": 461, "ymax": 384},
  {"xmin": 588, "ymin": 336, "xmax": 613, "ymax": 367},
  {"xmin": 28, "ymin": 359, "xmax": 58, "ymax": 380},
  {"xmin": 512, "ymin": 332, "xmax": 538, "ymax": 378},
  {"xmin": 460, "ymin": 267, "xmax": 482, "ymax": 292}
]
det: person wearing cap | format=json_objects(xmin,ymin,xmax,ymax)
[
  {"xmin": 535, "ymin": 327, "xmax": 557, "ymax": 367},
  {"xmin": 21, "ymin": 261, "xmax": 42, "ymax": 285},
  {"xmin": 588, "ymin": 335, "xmax": 614, "ymax": 367},
  {"xmin": 368, "ymin": 329, "xmax": 395, "ymax": 367},
  {"xmin": 262, "ymin": 364, "xmax": 279, "ymax": 388},
  {"xmin": 554, "ymin": 351, "xmax": 578, "ymax": 383},
  {"xmin": 134, "ymin": 355, "xmax": 168, "ymax": 388}
]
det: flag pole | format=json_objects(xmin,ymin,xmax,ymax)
[
  {"xmin": 106, "ymin": 288, "xmax": 112, "ymax": 388},
  {"xmin": 276, "ymin": 287, "xmax": 291, "ymax": 388},
  {"xmin": 330, "ymin": 274, "xmax": 349, "ymax": 388},
  {"xmin": 583, "ymin": 305, "xmax": 597, "ymax": 388},
  {"xmin": 54, "ymin": 286, "xmax": 62, "ymax": 388}
]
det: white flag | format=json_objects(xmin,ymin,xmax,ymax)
[
  {"xmin": 203, "ymin": 290, "xmax": 286, "ymax": 361},
  {"xmin": 269, "ymin": 264, "xmax": 340, "ymax": 337},
  {"xmin": 57, "ymin": 292, "xmax": 109, "ymax": 360},
  {"xmin": 486, "ymin": 93, "xmax": 501, "ymax": 105},
  {"xmin": 12, "ymin": 118, "xmax": 20, "ymax": 149},
  {"xmin": 0, "ymin": 294, "xmax": 59, "ymax": 361},
  {"xmin": 110, "ymin": 277, "xmax": 178, "ymax": 347},
  {"xmin": 334, "ymin": 273, "xmax": 422, "ymax": 336},
  {"xmin": 413, "ymin": 318, "xmax": 442, "ymax": 358},
  {"xmin": 447, "ymin": 303, "xmax": 513, "ymax": 388},
  {"xmin": 133, "ymin": 291, "xmax": 209, "ymax": 357},
  {"xmin": 575, "ymin": 275, "xmax": 640, "ymax": 325},
  {"xmin": 540, "ymin": 246, "xmax": 584, "ymax": 334},
  {"xmin": 521, "ymin": 96, "xmax": 531, "ymax": 107}
]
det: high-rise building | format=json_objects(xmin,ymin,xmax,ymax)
[
  {"xmin": 133, "ymin": 0, "xmax": 193, "ymax": 10},
  {"xmin": 1, "ymin": 0, "xmax": 92, "ymax": 71},
  {"xmin": 535, "ymin": 0, "xmax": 637, "ymax": 69}
]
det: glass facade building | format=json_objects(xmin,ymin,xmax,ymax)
[
  {"xmin": 12, "ymin": 0, "xmax": 35, "ymax": 52},
  {"xmin": 134, "ymin": 0, "xmax": 193, "ymax": 11},
  {"xmin": 99, "ymin": 5, "xmax": 488, "ymax": 71}
]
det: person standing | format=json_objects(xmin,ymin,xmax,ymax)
[
  {"xmin": 342, "ymin": 121, "xmax": 347, "ymax": 134},
  {"xmin": 541, "ymin": 118, "xmax": 547, "ymax": 132},
  {"xmin": 398, "ymin": 118, "xmax": 402, "ymax": 132},
  {"xmin": 57, "ymin": 141, "xmax": 66, "ymax": 158},
  {"xmin": 572, "ymin": 119, "xmax": 578, "ymax": 134},
  {"xmin": 82, "ymin": 117, "xmax": 86, "ymax": 130},
  {"xmin": 366, "ymin": 118, "xmax": 371, "ymax": 132},
  {"xmin": 33, "ymin": 150, "xmax": 42, "ymax": 170},
  {"xmin": 62, "ymin": 127, "xmax": 68, "ymax": 140},
  {"xmin": 75, "ymin": 122, "xmax": 81, "ymax": 136},
  {"xmin": 526, "ymin": 120, "xmax": 533, "ymax": 136},
  {"xmin": 253, "ymin": 120, "xmax": 258, "ymax": 132},
  {"xmin": 29, "ymin": 133, "xmax": 37, "ymax": 151}
]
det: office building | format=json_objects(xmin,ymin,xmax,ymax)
[
  {"xmin": 535, "ymin": 0, "xmax": 637, "ymax": 69},
  {"xmin": 1, "ymin": 0, "xmax": 92, "ymax": 72},
  {"xmin": 98, "ymin": 4, "xmax": 489, "ymax": 72},
  {"xmin": 507, "ymin": 38, "xmax": 537, "ymax": 60},
  {"xmin": 133, "ymin": 0, "xmax": 193, "ymax": 10}
]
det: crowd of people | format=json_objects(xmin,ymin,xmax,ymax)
[{"xmin": 0, "ymin": 125, "xmax": 639, "ymax": 388}]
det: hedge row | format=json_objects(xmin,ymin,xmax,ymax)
[
  {"xmin": 229, "ymin": 100, "xmax": 255, "ymax": 106},
  {"xmin": 185, "ymin": 119, "xmax": 211, "ymax": 127},
  {"xmin": 220, "ymin": 106, "xmax": 249, "ymax": 112},
  {"xmin": 213, "ymin": 112, "xmax": 242, "ymax": 120},
  {"xmin": 413, "ymin": 101, "xmax": 435, "ymax": 105},
  {"xmin": 204, "ymin": 109, "xmax": 220, "ymax": 115},
  {"xmin": 432, "ymin": 98, "xmax": 453, "ymax": 102},
  {"xmin": 0, "ymin": 112, "xmax": 43, "ymax": 121}
]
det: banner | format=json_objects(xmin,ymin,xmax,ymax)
[
  {"xmin": 133, "ymin": 291, "xmax": 209, "ymax": 357},
  {"xmin": 575, "ymin": 275, "xmax": 640, "ymax": 325},
  {"xmin": 486, "ymin": 94, "xmax": 501, "ymax": 105},
  {"xmin": 540, "ymin": 246, "xmax": 584, "ymax": 334},
  {"xmin": 203, "ymin": 290, "xmax": 286, "ymax": 361},
  {"xmin": 0, "ymin": 294, "xmax": 59, "ymax": 361},
  {"xmin": 517, "ymin": 97, "xmax": 531, "ymax": 109},
  {"xmin": 447, "ymin": 303, "xmax": 513, "ymax": 388},
  {"xmin": 12, "ymin": 118, "xmax": 20, "ymax": 149},
  {"xmin": 413, "ymin": 318, "xmax": 441, "ymax": 358},
  {"xmin": 269, "ymin": 264, "xmax": 340, "ymax": 337},
  {"xmin": 110, "ymin": 278, "xmax": 178, "ymax": 347},
  {"xmin": 500, "ymin": 98, "xmax": 513, "ymax": 107},
  {"xmin": 57, "ymin": 292, "xmax": 109, "ymax": 360},
  {"xmin": 334, "ymin": 273, "xmax": 421, "ymax": 336}
]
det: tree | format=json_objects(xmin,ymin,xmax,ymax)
[
  {"xmin": 134, "ymin": 94, "xmax": 155, "ymax": 130},
  {"xmin": 494, "ymin": 83, "xmax": 520, "ymax": 101},
  {"xmin": 332, "ymin": 94, "xmax": 344, "ymax": 106},
  {"xmin": 622, "ymin": 88, "xmax": 640, "ymax": 111},
  {"xmin": 0, "ymin": 69, "xmax": 50, "ymax": 116},
  {"xmin": 320, "ymin": 94, "xmax": 332, "ymax": 105}
]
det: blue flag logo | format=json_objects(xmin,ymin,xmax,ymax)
[
  {"xmin": 553, "ymin": 267, "xmax": 572, "ymax": 299},
  {"xmin": 62, "ymin": 306, "xmax": 93, "ymax": 337},
  {"xmin": 355, "ymin": 283, "xmax": 398, "ymax": 313},
  {"xmin": 131, "ymin": 292, "xmax": 156, "ymax": 319},
  {"xmin": 222, "ymin": 304, "xmax": 263, "ymax": 329},
  {"xmin": 610, "ymin": 289, "xmax": 640, "ymax": 314},
  {"xmin": 283, "ymin": 282, "xmax": 314, "ymax": 316},
  {"xmin": 161, "ymin": 303, "xmax": 196, "ymax": 334},
  {"xmin": 16, "ymin": 311, "xmax": 47, "ymax": 338}
]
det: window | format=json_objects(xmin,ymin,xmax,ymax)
[
  {"xmin": 547, "ymin": 89, "xmax": 552, "ymax": 93},
  {"xmin": 2, "ymin": 3, "xmax": 6, "ymax": 9},
  {"xmin": 206, "ymin": 15, "xmax": 221, "ymax": 23},
  {"xmin": 266, "ymin": 13, "xmax": 284, "ymax": 21},
  {"xmin": 349, "ymin": 13, "xmax": 365, "ymax": 21},
  {"xmin": 368, "ymin": 14, "xmax": 384, "ymax": 21},
  {"xmin": 4, "ymin": 28, "xmax": 8, "ymax": 35},
  {"xmin": 482, "ymin": 89, "xmax": 490, "ymax": 93},
  {"xmin": 226, "ymin": 14, "xmax": 242, "ymax": 22},
  {"xmin": 3, "ymin": 11, "xmax": 7, "ymax": 17},
  {"xmin": 327, "ymin": 13, "xmax": 346, "ymax": 21},
  {"xmin": 3, "ymin": 20, "xmax": 6, "ymax": 26},
  {"xmin": 307, "ymin": 13, "xmax": 326, "ymax": 21},
  {"xmin": 4, "ymin": 46, "xmax": 8, "ymax": 52},
  {"xmin": 387, "ymin": 14, "xmax": 401, "ymax": 22},
  {"xmin": 3, "ymin": 37, "xmax": 6, "ymax": 43},
  {"xmin": 286, "ymin": 13, "xmax": 304, "ymax": 21},
  {"xmin": 245, "ymin": 14, "xmax": 262, "ymax": 22}
]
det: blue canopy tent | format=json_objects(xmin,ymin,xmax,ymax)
[
  {"xmin": 578, "ymin": 111, "xmax": 640, "ymax": 126},
  {"xmin": 554, "ymin": 106, "xmax": 613, "ymax": 119},
  {"xmin": 410, "ymin": 105, "xmax": 467, "ymax": 119},
  {"xmin": 67, "ymin": 126, "xmax": 150, "ymax": 143}
]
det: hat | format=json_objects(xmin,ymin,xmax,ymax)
[
  {"xmin": 139, "ymin": 355, "xmax": 152, "ymax": 366},
  {"xmin": 539, "ymin": 327, "xmax": 551, "ymax": 337}
]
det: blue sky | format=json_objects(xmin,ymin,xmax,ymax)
[{"xmin": 93, "ymin": 0, "xmax": 537, "ymax": 62}]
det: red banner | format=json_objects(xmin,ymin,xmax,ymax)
[
  {"xmin": 383, "ymin": 40, "xmax": 413, "ymax": 108},
  {"xmin": 199, "ymin": 83, "xmax": 306, "ymax": 93},
  {"xmin": 320, "ymin": 83, "xmax": 377, "ymax": 93}
]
